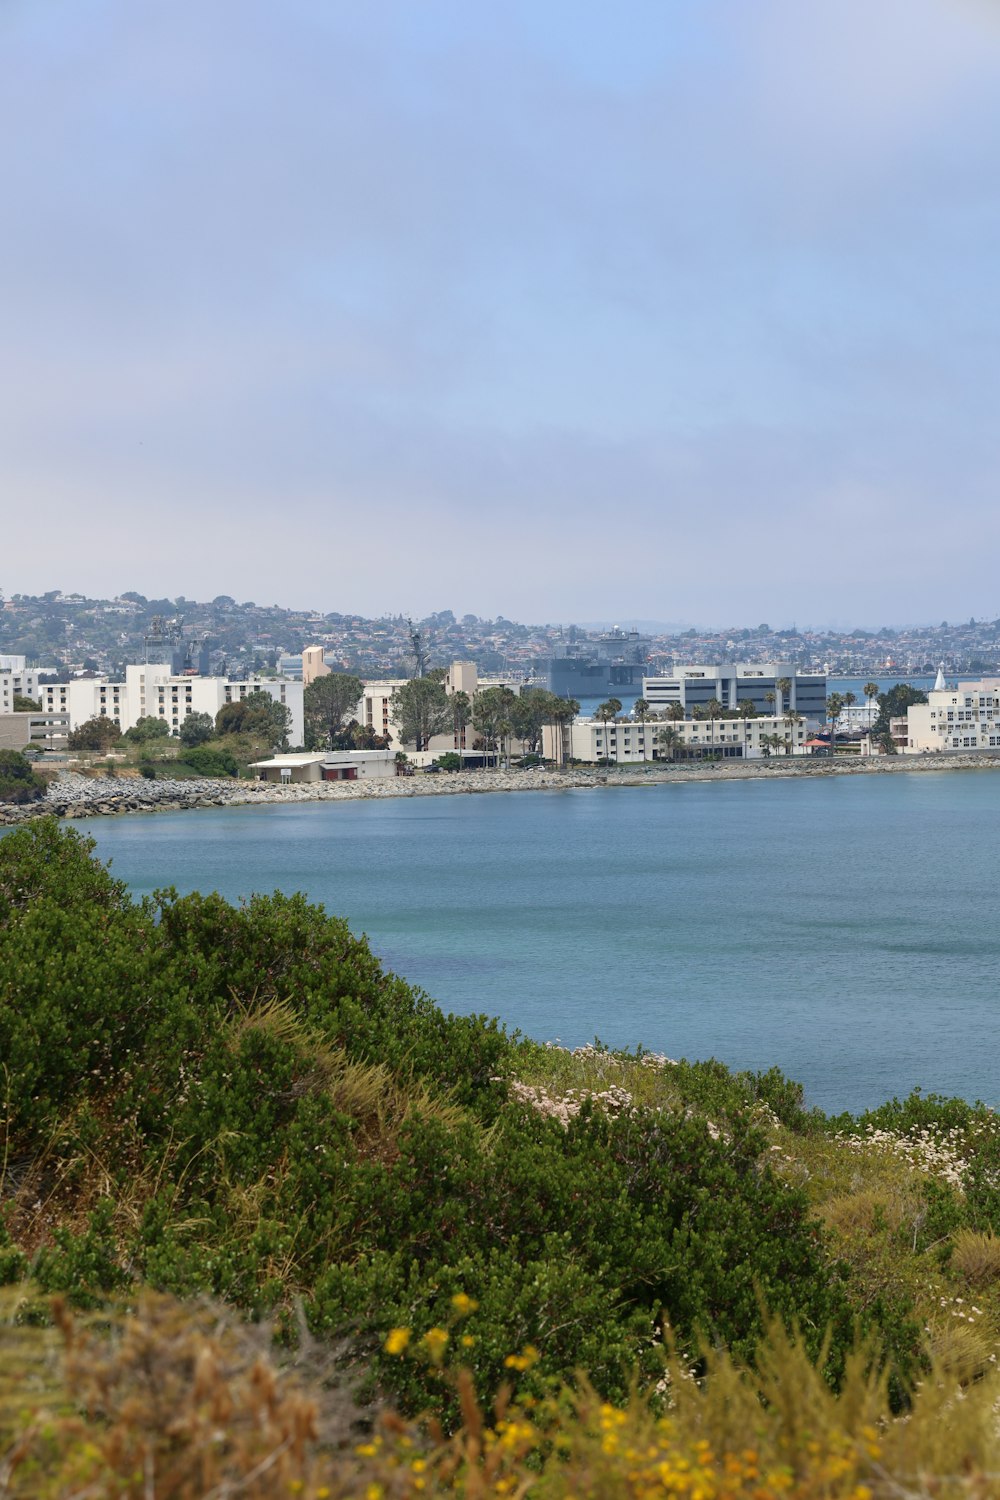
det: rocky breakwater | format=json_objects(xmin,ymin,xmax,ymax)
[{"xmin": 0, "ymin": 772, "xmax": 271, "ymax": 826}]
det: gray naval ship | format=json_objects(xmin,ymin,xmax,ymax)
[{"xmin": 534, "ymin": 627, "xmax": 651, "ymax": 698}]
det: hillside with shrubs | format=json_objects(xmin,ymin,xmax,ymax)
[{"xmin": 3, "ymin": 820, "xmax": 1000, "ymax": 1496}]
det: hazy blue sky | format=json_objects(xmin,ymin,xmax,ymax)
[{"xmin": 3, "ymin": 0, "xmax": 999, "ymax": 626}]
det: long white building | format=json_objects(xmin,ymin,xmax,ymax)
[
  {"xmin": 543, "ymin": 712, "xmax": 811, "ymax": 763},
  {"xmin": 35, "ymin": 664, "xmax": 304, "ymax": 745}
]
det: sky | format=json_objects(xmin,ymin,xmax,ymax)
[{"xmin": 3, "ymin": 0, "xmax": 1000, "ymax": 628}]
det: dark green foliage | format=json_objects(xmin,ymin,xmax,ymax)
[
  {"xmin": 872, "ymin": 684, "xmax": 928, "ymax": 737},
  {"xmin": 434, "ymin": 752, "xmax": 463, "ymax": 771},
  {"xmin": 180, "ymin": 745, "xmax": 239, "ymax": 777},
  {"xmin": 215, "ymin": 690, "xmax": 290, "ymax": 746},
  {"xmin": 123, "ymin": 715, "xmax": 171, "ymax": 744},
  {"xmin": 0, "ymin": 821, "xmax": 940, "ymax": 1418},
  {"xmin": 68, "ymin": 715, "xmax": 122, "ymax": 751},
  {"xmin": 178, "ymin": 711, "xmax": 215, "ymax": 747},
  {"xmin": 0, "ymin": 748, "xmax": 47, "ymax": 803}
]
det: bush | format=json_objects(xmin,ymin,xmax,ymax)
[
  {"xmin": 0, "ymin": 749, "xmax": 47, "ymax": 804},
  {"xmin": 181, "ymin": 745, "xmax": 239, "ymax": 777},
  {"xmin": 435, "ymin": 752, "xmax": 462, "ymax": 772},
  {"xmin": 123, "ymin": 715, "xmax": 171, "ymax": 744}
]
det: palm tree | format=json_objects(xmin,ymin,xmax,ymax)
[
  {"xmin": 826, "ymin": 691, "xmax": 845, "ymax": 754},
  {"xmin": 450, "ymin": 690, "xmax": 471, "ymax": 755},
  {"xmin": 666, "ymin": 702, "xmax": 685, "ymax": 722},
  {"xmin": 740, "ymin": 693, "xmax": 755, "ymax": 756},
  {"xmin": 864, "ymin": 680, "xmax": 879, "ymax": 731},
  {"xmin": 776, "ymin": 677, "xmax": 792, "ymax": 716},
  {"xmin": 782, "ymin": 710, "xmax": 802, "ymax": 755},
  {"xmin": 632, "ymin": 697, "xmax": 651, "ymax": 760},
  {"xmin": 595, "ymin": 698, "xmax": 622, "ymax": 765},
  {"xmin": 548, "ymin": 696, "xmax": 579, "ymax": 767},
  {"xmin": 764, "ymin": 690, "xmax": 776, "ymax": 722},
  {"xmin": 657, "ymin": 725, "xmax": 681, "ymax": 762}
]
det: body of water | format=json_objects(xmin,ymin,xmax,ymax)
[{"xmin": 61, "ymin": 770, "xmax": 1000, "ymax": 1115}]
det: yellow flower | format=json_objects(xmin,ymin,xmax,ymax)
[
  {"xmin": 504, "ymin": 1343, "xmax": 540, "ymax": 1372},
  {"xmin": 384, "ymin": 1327, "xmax": 411, "ymax": 1356},
  {"xmin": 422, "ymin": 1326, "xmax": 450, "ymax": 1362},
  {"xmin": 451, "ymin": 1292, "xmax": 479, "ymax": 1316},
  {"xmin": 461, "ymin": 1334, "xmax": 476, "ymax": 1347}
]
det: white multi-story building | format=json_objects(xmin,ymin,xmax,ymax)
[
  {"xmin": 642, "ymin": 663, "xmax": 826, "ymax": 724},
  {"xmin": 35, "ymin": 664, "xmax": 304, "ymax": 745},
  {"xmin": 905, "ymin": 678, "xmax": 1000, "ymax": 753},
  {"xmin": 0, "ymin": 668, "xmax": 43, "ymax": 712},
  {"xmin": 544, "ymin": 712, "xmax": 811, "ymax": 764}
]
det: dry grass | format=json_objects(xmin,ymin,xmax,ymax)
[
  {"xmin": 8, "ymin": 1295, "xmax": 1000, "ymax": 1498},
  {"xmin": 951, "ymin": 1228, "xmax": 1000, "ymax": 1287}
]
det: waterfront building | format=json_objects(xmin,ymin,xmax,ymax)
[
  {"xmin": 641, "ymin": 663, "xmax": 826, "ymax": 721},
  {"xmin": 905, "ymin": 678, "xmax": 1000, "ymax": 753},
  {"xmin": 35, "ymin": 664, "xmax": 305, "ymax": 746},
  {"xmin": 543, "ymin": 712, "xmax": 810, "ymax": 764},
  {"xmin": 250, "ymin": 748, "xmax": 397, "ymax": 783},
  {"xmin": 0, "ymin": 710, "xmax": 69, "ymax": 751}
]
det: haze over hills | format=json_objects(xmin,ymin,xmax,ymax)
[{"xmin": 2, "ymin": 589, "xmax": 1000, "ymax": 681}]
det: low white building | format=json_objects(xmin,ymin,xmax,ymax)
[
  {"xmin": 905, "ymin": 678, "xmax": 1000, "ymax": 753},
  {"xmin": 250, "ymin": 749, "xmax": 397, "ymax": 783},
  {"xmin": 544, "ymin": 712, "xmax": 810, "ymax": 764},
  {"xmin": 0, "ymin": 710, "xmax": 70, "ymax": 752},
  {"xmin": 35, "ymin": 664, "xmax": 304, "ymax": 745}
]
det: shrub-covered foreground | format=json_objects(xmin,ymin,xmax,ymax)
[{"xmin": 4, "ymin": 821, "xmax": 1000, "ymax": 1494}]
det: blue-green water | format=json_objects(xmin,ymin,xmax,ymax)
[{"xmin": 55, "ymin": 771, "xmax": 1000, "ymax": 1114}]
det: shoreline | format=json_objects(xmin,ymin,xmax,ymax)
[{"xmin": 3, "ymin": 750, "xmax": 1000, "ymax": 825}]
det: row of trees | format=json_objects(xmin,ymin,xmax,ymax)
[{"xmin": 67, "ymin": 692, "xmax": 292, "ymax": 754}]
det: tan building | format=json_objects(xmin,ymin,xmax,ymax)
[
  {"xmin": 302, "ymin": 646, "xmax": 331, "ymax": 687},
  {"xmin": 543, "ymin": 712, "xmax": 810, "ymax": 764},
  {"xmin": 905, "ymin": 678, "xmax": 1000, "ymax": 753},
  {"xmin": 0, "ymin": 711, "xmax": 70, "ymax": 752},
  {"xmin": 250, "ymin": 749, "xmax": 397, "ymax": 783}
]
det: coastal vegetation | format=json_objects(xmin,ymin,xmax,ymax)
[{"xmin": 4, "ymin": 822, "xmax": 1000, "ymax": 1493}]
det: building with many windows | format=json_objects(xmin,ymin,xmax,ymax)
[
  {"xmin": 34, "ymin": 664, "xmax": 304, "ymax": 745},
  {"xmin": 543, "ymin": 712, "xmax": 811, "ymax": 763},
  {"xmin": 641, "ymin": 663, "xmax": 826, "ymax": 722},
  {"xmin": 905, "ymin": 679, "xmax": 1000, "ymax": 753}
]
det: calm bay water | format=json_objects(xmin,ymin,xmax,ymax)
[{"xmin": 62, "ymin": 770, "xmax": 1000, "ymax": 1115}]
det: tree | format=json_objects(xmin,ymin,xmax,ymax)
[
  {"xmin": 657, "ymin": 725, "xmax": 682, "ymax": 762},
  {"xmin": 303, "ymin": 673, "xmax": 364, "ymax": 750},
  {"xmin": 510, "ymin": 689, "xmax": 556, "ymax": 755},
  {"xmin": 12, "ymin": 694, "xmax": 40, "ymax": 712},
  {"xmin": 864, "ymin": 681, "xmax": 880, "ymax": 730},
  {"xmin": 764, "ymin": 691, "xmax": 776, "ymax": 716},
  {"xmin": 783, "ymin": 711, "xmax": 803, "ymax": 755},
  {"xmin": 872, "ymin": 685, "xmax": 927, "ymax": 740},
  {"xmin": 450, "ymin": 690, "xmax": 472, "ymax": 752},
  {"xmin": 548, "ymin": 696, "xmax": 579, "ymax": 767},
  {"xmin": 594, "ymin": 698, "xmax": 623, "ymax": 764},
  {"xmin": 179, "ymin": 712, "xmax": 215, "ymax": 748},
  {"xmin": 0, "ymin": 749, "xmax": 46, "ymax": 804},
  {"xmin": 472, "ymin": 686, "xmax": 517, "ymax": 766},
  {"xmin": 215, "ymin": 691, "xmax": 290, "ymax": 748},
  {"xmin": 737, "ymin": 699, "xmax": 757, "ymax": 719},
  {"xmin": 826, "ymin": 692, "xmax": 845, "ymax": 752},
  {"xmin": 68, "ymin": 716, "xmax": 122, "ymax": 752},
  {"xmin": 391, "ymin": 677, "xmax": 451, "ymax": 752},
  {"xmin": 665, "ymin": 702, "xmax": 685, "ymax": 722},
  {"xmin": 632, "ymin": 698, "xmax": 651, "ymax": 760},
  {"xmin": 776, "ymin": 677, "xmax": 792, "ymax": 714},
  {"xmin": 123, "ymin": 716, "xmax": 171, "ymax": 745}
]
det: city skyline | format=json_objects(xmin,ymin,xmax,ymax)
[{"xmin": 4, "ymin": 1, "xmax": 1000, "ymax": 624}]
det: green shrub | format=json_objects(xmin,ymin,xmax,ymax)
[
  {"xmin": 0, "ymin": 748, "xmax": 46, "ymax": 804},
  {"xmin": 181, "ymin": 745, "xmax": 239, "ymax": 777}
]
